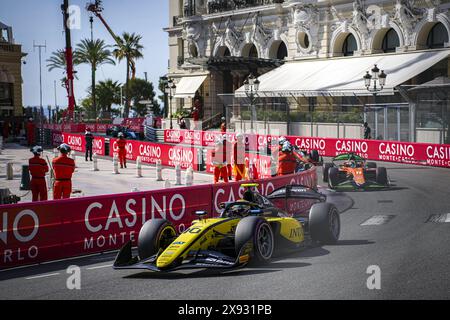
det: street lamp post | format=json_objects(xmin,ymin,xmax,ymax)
[
  {"xmin": 243, "ymin": 74, "xmax": 260, "ymax": 132},
  {"xmin": 165, "ymin": 79, "xmax": 177, "ymax": 130},
  {"xmin": 364, "ymin": 64, "xmax": 387, "ymax": 139}
]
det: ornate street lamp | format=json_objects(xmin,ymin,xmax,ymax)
[
  {"xmin": 165, "ymin": 78, "xmax": 176, "ymax": 129},
  {"xmin": 244, "ymin": 74, "xmax": 260, "ymax": 132},
  {"xmin": 364, "ymin": 64, "xmax": 387, "ymax": 95}
]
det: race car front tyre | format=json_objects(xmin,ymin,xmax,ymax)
[
  {"xmin": 367, "ymin": 162, "xmax": 377, "ymax": 168},
  {"xmin": 138, "ymin": 219, "xmax": 177, "ymax": 260},
  {"xmin": 309, "ymin": 203, "xmax": 340, "ymax": 245},
  {"xmin": 235, "ymin": 216, "xmax": 274, "ymax": 263},
  {"xmin": 328, "ymin": 167, "xmax": 340, "ymax": 189},
  {"xmin": 376, "ymin": 167, "xmax": 388, "ymax": 186},
  {"xmin": 323, "ymin": 163, "xmax": 333, "ymax": 182}
]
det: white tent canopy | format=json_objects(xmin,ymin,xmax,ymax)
[
  {"xmin": 174, "ymin": 75, "xmax": 207, "ymax": 98},
  {"xmin": 235, "ymin": 49, "xmax": 450, "ymax": 97}
]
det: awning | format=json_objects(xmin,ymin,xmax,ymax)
[
  {"xmin": 174, "ymin": 75, "xmax": 207, "ymax": 98},
  {"xmin": 235, "ymin": 49, "xmax": 450, "ymax": 97}
]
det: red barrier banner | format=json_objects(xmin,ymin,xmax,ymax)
[
  {"xmin": 0, "ymin": 185, "xmax": 213, "ymax": 269},
  {"xmin": 51, "ymin": 131, "xmax": 63, "ymax": 147},
  {"xmin": 108, "ymin": 138, "xmax": 199, "ymax": 170},
  {"xmin": 62, "ymin": 133, "xmax": 105, "ymax": 156}
]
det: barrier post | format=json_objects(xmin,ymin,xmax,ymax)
[
  {"xmin": 156, "ymin": 160, "xmax": 163, "ymax": 181},
  {"xmin": 6, "ymin": 162, "xmax": 14, "ymax": 180},
  {"xmin": 136, "ymin": 156, "xmax": 143, "ymax": 178},
  {"xmin": 185, "ymin": 165, "xmax": 194, "ymax": 186},
  {"xmin": 92, "ymin": 153, "xmax": 99, "ymax": 171},
  {"xmin": 164, "ymin": 180, "xmax": 171, "ymax": 188},
  {"xmin": 175, "ymin": 164, "xmax": 182, "ymax": 185},
  {"xmin": 71, "ymin": 151, "xmax": 77, "ymax": 168},
  {"xmin": 248, "ymin": 159, "xmax": 254, "ymax": 180},
  {"xmin": 113, "ymin": 154, "xmax": 119, "ymax": 174}
]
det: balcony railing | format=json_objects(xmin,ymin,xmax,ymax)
[{"xmin": 184, "ymin": 0, "xmax": 285, "ymax": 17}]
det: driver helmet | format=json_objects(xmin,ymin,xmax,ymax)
[
  {"xmin": 31, "ymin": 145, "xmax": 43, "ymax": 155},
  {"xmin": 57, "ymin": 143, "xmax": 71, "ymax": 154},
  {"xmin": 118, "ymin": 132, "xmax": 124, "ymax": 138}
]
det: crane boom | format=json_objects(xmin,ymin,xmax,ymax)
[{"xmin": 86, "ymin": 0, "xmax": 136, "ymax": 79}]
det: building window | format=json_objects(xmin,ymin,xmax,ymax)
[
  {"xmin": 276, "ymin": 41, "xmax": 288, "ymax": 60},
  {"xmin": 249, "ymin": 44, "xmax": 258, "ymax": 58},
  {"xmin": 298, "ymin": 32, "xmax": 310, "ymax": 50},
  {"xmin": 0, "ymin": 83, "xmax": 13, "ymax": 106},
  {"xmin": 427, "ymin": 23, "xmax": 449, "ymax": 49},
  {"xmin": 223, "ymin": 47, "xmax": 231, "ymax": 57},
  {"xmin": 189, "ymin": 43, "xmax": 198, "ymax": 58},
  {"xmin": 382, "ymin": 28, "xmax": 400, "ymax": 53},
  {"xmin": 343, "ymin": 34, "xmax": 357, "ymax": 56}
]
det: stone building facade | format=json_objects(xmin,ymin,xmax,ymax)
[
  {"xmin": 0, "ymin": 21, "xmax": 25, "ymax": 118},
  {"xmin": 165, "ymin": 0, "xmax": 450, "ymax": 141}
]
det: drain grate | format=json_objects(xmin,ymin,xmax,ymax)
[{"xmin": 426, "ymin": 213, "xmax": 450, "ymax": 223}]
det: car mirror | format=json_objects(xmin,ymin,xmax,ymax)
[{"xmin": 194, "ymin": 211, "xmax": 208, "ymax": 218}]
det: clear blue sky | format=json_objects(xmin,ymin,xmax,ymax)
[{"xmin": 1, "ymin": 0, "xmax": 169, "ymax": 108}]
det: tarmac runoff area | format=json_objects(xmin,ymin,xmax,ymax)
[{"xmin": 0, "ymin": 143, "xmax": 213, "ymax": 202}]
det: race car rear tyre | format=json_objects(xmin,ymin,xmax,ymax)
[
  {"xmin": 310, "ymin": 150, "xmax": 320, "ymax": 163},
  {"xmin": 328, "ymin": 167, "xmax": 340, "ymax": 189},
  {"xmin": 376, "ymin": 167, "xmax": 388, "ymax": 186},
  {"xmin": 309, "ymin": 203, "xmax": 340, "ymax": 245},
  {"xmin": 323, "ymin": 163, "xmax": 333, "ymax": 182},
  {"xmin": 138, "ymin": 219, "xmax": 177, "ymax": 260},
  {"xmin": 367, "ymin": 162, "xmax": 377, "ymax": 168},
  {"xmin": 235, "ymin": 216, "xmax": 274, "ymax": 263}
]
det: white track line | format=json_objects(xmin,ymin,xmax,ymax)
[
  {"xmin": 26, "ymin": 273, "xmax": 60, "ymax": 280},
  {"xmin": 86, "ymin": 264, "xmax": 113, "ymax": 270}
]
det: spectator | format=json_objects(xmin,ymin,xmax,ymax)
[
  {"xmin": 178, "ymin": 117, "xmax": 187, "ymax": 129},
  {"xmin": 364, "ymin": 122, "xmax": 372, "ymax": 140},
  {"xmin": 85, "ymin": 128, "xmax": 94, "ymax": 161}
]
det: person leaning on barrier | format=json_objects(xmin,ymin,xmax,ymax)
[
  {"xmin": 52, "ymin": 143, "xmax": 75, "ymax": 200},
  {"xmin": 85, "ymin": 128, "xmax": 94, "ymax": 161},
  {"xmin": 28, "ymin": 146, "xmax": 49, "ymax": 202},
  {"xmin": 277, "ymin": 141, "xmax": 301, "ymax": 176}
]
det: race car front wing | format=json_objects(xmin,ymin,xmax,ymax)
[{"xmin": 113, "ymin": 241, "xmax": 251, "ymax": 272}]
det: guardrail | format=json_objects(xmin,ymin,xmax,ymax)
[{"xmin": 0, "ymin": 169, "xmax": 317, "ymax": 269}]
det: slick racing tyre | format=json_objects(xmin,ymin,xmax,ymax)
[
  {"xmin": 323, "ymin": 163, "xmax": 334, "ymax": 182},
  {"xmin": 235, "ymin": 216, "xmax": 274, "ymax": 263},
  {"xmin": 367, "ymin": 162, "xmax": 377, "ymax": 169},
  {"xmin": 376, "ymin": 167, "xmax": 388, "ymax": 186},
  {"xmin": 309, "ymin": 203, "xmax": 340, "ymax": 245},
  {"xmin": 138, "ymin": 219, "xmax": 177, "ymax": 260},
  {"xmin": 328, "ymin": 167, "xmax": 340, "ymax": 189}
]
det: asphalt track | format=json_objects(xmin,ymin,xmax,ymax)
[{"xmin": 1, "ymin": 160, "xmax": 449, "ymax": 300}]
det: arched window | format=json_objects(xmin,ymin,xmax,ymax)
[
  {"xmin": 189, "ymin": 43, "xmax": 198, "ymax": 58},
  {"xmin": 223, "ymin": 47, "xmax": 231, "ymax": 57},
  {"xmin": 276, "ymin": 41, "xmax": 288, "ymax": 60},
  {"xmin": 427, "ymin": 23, "xmax": 449, "ymax": 49},
  {"xmin": 382, "ymin": 29, "xmax": 400, "ymax": 53},
  {"xmin": 249, "ymin": 44, "xmax": 258, "ymax": 58},
  {"xmin": 343, "ymin": 34, "xmax": 357, "ymax": 56}
]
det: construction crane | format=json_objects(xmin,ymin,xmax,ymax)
[
  {"xmin": 61, "ymin": 0, "xmax": 76, "ymax": 123},
  {"xmin": 86, "ymin": 0, "xmax": 137, "ymax": 79}
]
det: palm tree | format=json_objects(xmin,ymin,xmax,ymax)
[
  {"xmin": 113, "ymin": 32, "xmax": 144, "ymax": 117},
  {"xmin": 74, "ymin": 39, "xmax": 115, "ymax": 117},
  {"xmin": 47, "ymin": 49, "xmax": 67, "ymax": 72},
  {"xmin": 96, "ymin": 79, "xmax": 122, "ymax": 114}
]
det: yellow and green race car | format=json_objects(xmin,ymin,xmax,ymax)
[{"xmin": 113, "ymin": 184, "xmax": 340, "ymax": 272}]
